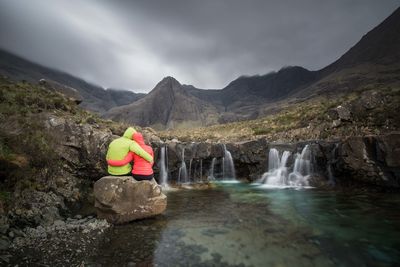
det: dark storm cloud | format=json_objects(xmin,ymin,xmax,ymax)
[{"xmin": 0, "ymin": 0, "xmax": 398, "ymax": 91}]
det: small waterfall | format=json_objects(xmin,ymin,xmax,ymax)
[
  {"xmin": 260, "ymin": 149, "xmax": 291, "ymax": 185},
  {"xmin": 222, "ymin": 144, "xmax": 236, "ymax": 180},
  {"xmin": 208, "ymin": 157, "xmax": 216, "ymax": 180},
  {"xmin": 178, "ymin": 148, "xmax": 188, "ymax": 184},
  {"xmin": 288, "ymin": 145, "xmax": 312, "ymax": 187},
  {"xmin": 259, "ymin": 145, "xmax": 312, "ymax": 188},
  {"xmin": 159, "ymin": 146, "xmax": 169, "ymax": 186}
]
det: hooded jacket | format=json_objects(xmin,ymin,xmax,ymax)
[
  {"xmin": 106, "ymin": 127, "xmax": 153, "ymax": 175},
  {"xmin": 131, "ymin": 132, "xmax": 154, "ymax": 175}
]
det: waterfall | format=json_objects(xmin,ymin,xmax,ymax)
[
  {"xmin": 178, "ymin": 148, "xmax": 188, "ymax": 184},
  {"xmin": 259, "ymin": 145, "xmax": 312, "ymax": 188},
  {"xmin": 159, "ymin": 146, "xmax": 169, "ymax": 186},
  {"xmin": 222, "ymin": 144, "xmax": 236, "ymax": 180},
  {"xmin": 208, "ymin": 157, "xmax": 216, "ymax": 180},
  {"xmin": 288, "ymin": 145, "xmax": 312, "ymax": 187},
  {"xmin": 259, "ymin": 149, "xmax": 291, "ymax": 185}
]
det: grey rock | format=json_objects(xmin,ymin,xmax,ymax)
[
  {"xmin": 8, "ymin": 231, "xmax": 14, "ymax": 239},
  {"xmin": 0, "ymin": 237, "xmax": 10, "ymax": 250},
  {"xmin": 53, "ymin": 220, "xmax": 65, "ymax": 227},
  {"xmin": 335, "ymin": 105, "xmax": 352, "ymax": 121},
  {"xmin": 332, "ymin": 120, "xmax": 341, "ymax": 128},
  {"xmin": 94, "ymin": 177, "xmax": 167, "ymax": 224}
]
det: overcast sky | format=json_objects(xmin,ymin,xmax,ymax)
[{"xmin": 0, "ymin": 0, "xmax": 398, "ymax": 92}]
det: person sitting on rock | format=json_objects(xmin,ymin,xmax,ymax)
[
  {"xmin": 106, "ymin": 127, "xmax": 153, "ymax": 176},
  {"xmin": 107, "ymin": 132, "xmax": 155, "ymax": 181}
]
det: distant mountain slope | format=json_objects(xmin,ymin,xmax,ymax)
[
  {"xmin": 0, "ymin": 49, "xmax": 144, "ymax": 113},
  {"xmin": 323, "ymin": 7, "xmax": 400, "ymax": 73},
  {"xmin": 185, "ymin": 66, "xmax": 317, "ymax": 108},
  {"xmin": 290, "ymin": 7, "xmax": 400, "ymax": 99},
  {"xmin": 106, "ymin": 88, "xmax": 146, "ymax": 107},
  {"xmin": 104, "ymin": 77, "xmax": 219, "ymax": 130}
]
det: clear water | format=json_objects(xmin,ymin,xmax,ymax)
[{"xmin": 88, "ymin": 183, "xmax": 400, "ymax": 267}]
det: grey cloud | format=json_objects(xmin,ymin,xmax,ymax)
[{"xmin": 0, "ymin": 0, "xmax": 399, "ymax": 91}]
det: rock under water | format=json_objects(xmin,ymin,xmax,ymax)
[{"xmin": 94, "ymin": 176, "xmax": 167, "ymax": 224}]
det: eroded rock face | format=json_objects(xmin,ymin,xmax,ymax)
[
  {"xmin": 94, "ymin": 176, "xmax": 167, "ymax": 224},
  {"xmin": 335, "ymin": 133, "xmax": 400, "ymax": 188}
]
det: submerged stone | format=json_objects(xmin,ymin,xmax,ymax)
[{"xmin": 94, "ymin": 176, "xmax": 167, "ymax": 224}]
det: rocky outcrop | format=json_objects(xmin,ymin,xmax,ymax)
[
  {"xmin": 335, "ymin": 133, "xmax": 400, "ymax": 188},
  {"xmin": 94, "ymin": 176, "xmax": 167, "ymax": 224},
  {"xmin": 2, "ymin": 113, "xmax": 117, "ymax": 233}
]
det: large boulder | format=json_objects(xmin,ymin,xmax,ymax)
[{"xmin": 94, "ymin": 176, "xmax": 167, "ymax": 224}]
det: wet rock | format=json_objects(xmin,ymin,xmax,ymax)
[{"xmin": 94, "ymin": 176, "xmax": 167, "ymax": 224}]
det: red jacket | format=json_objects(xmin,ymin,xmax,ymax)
[
  {"xmin": 107, "ymin": 133, "xmax": 154, "ymax": 175},
  {"xmin": 131, "ymin": 133, "xmax": 154, "ymax": 175}
]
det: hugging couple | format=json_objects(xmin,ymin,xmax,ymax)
[{"xmin": 106, "ymin": 127, "xmax": 154, "ymax": 181}]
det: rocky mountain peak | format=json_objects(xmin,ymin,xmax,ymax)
[{"xmin": 150, "ymin": 76, "xmax": 182, "ymax": 95}]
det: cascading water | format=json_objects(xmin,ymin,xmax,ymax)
[
  {"xmin": 178, "ymin": 148, "xmax": 188, "ymax": 184},
  {"xmin": 222, "ymin": 144, "xmax": 236, "ymax": 180},
  {"xmin": 208, "ymin": 157, "xmax": 216, "ymax": 180},
  {"xmin": 259, "ymin": 149, "xmax": 291, "ymax": 185},
  {"xmin": 159, "ymin": 146, "xmax": 169, "ymax": 186},
  {"xmin": 288, "ymin": 145, "xmax": 312, "ymax": 187},
  {"xmin": 259, "ymin": 145, "xmax": 312, "ymax": 188}
]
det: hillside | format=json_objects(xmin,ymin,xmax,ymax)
[{"xmin": 0, "ymin": 49, "xmax": 144, "ymax": 113}]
